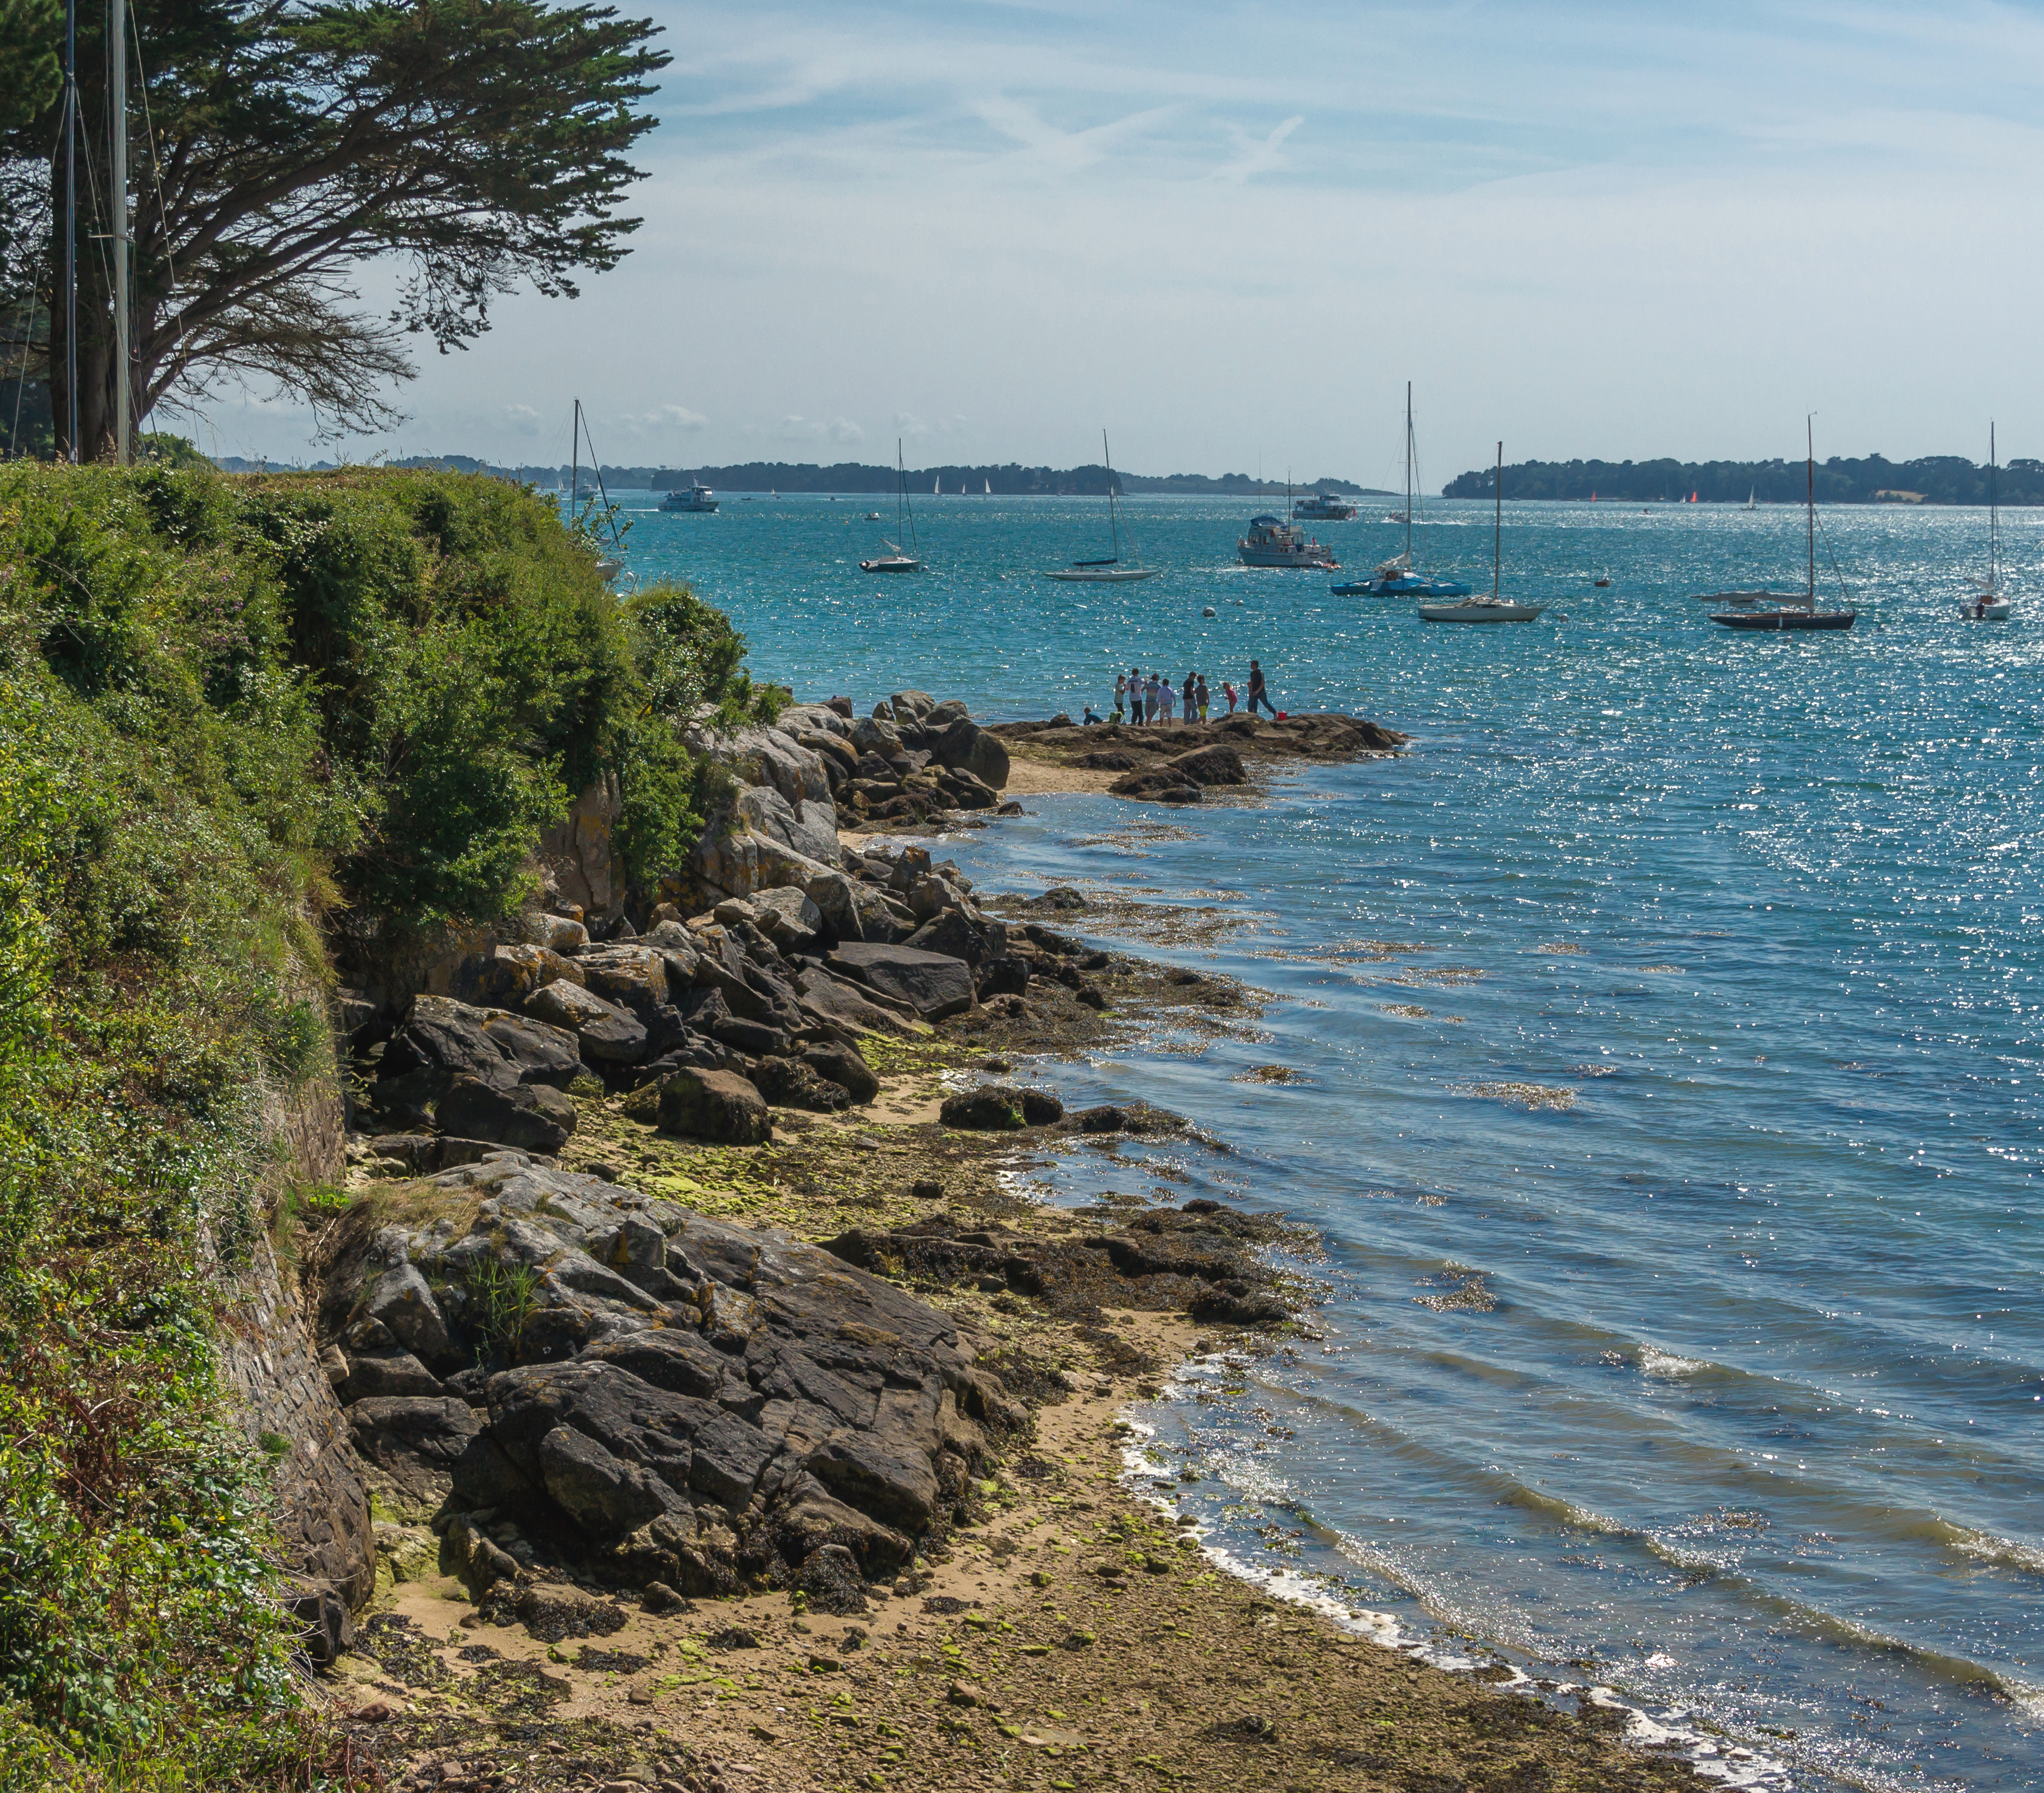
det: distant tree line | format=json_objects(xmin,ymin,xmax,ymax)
[
  {"xmin": 199, "ymin": 455, "xmax": 1385, "ymax": 495},
  {"xmin": 1442, "ymin": 455, "xmax": 2044, "ymax": 505}
]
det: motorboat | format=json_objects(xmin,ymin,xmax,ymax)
[
  {"xmin": 1419, "ymin": 596, "xmax": 1544, "ymax": 623},
  {"xmin": 661, "ymin": 480, "xmax": 718, "ymax": 513},
  {"xmin": 1961, "ymin": 424, "xmax": 2015, "ymax": 620},
  {"xmin": 1706, "ymin": 420, "xmax": 1855, "ymax": 631},
  {"xmin": 862, "ymin": 442, "xmax": 925, "ymax": 573},
  {"xmin": 1333, "ymin": 551, "xmax": 1472, "ymax": 598},
  {"xmin": 1293, "ymin": 492, "xmax": 1358, "ymax": 521},
  {"xmin": 1238, "ymin": 513, "xmax": 1336, "ymax": 569},
  {"xmin": 1418, "ymin": 440, "xmax": 1543, "ymax": 623},
  {"xmin": 1046, "ymin": 429, "xmax": 1160, "ymax": 580}
]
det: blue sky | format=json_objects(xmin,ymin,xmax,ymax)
[{"xmin": 198, "ymin": 1, "xmax": 2044, "ymax": 481}]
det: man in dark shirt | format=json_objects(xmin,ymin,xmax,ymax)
[{"xmin": 1247, "ymin": 658, "xmax": 1277, "ymax": 718}]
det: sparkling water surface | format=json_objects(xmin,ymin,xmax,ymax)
[{"xmin": 603, "ymin": 489, "xmax": 2041, "ymax": 1791}]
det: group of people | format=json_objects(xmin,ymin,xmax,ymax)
[{"xmin": 1086, "ymin": 660, "xmax": 1277, "ymax": 726}]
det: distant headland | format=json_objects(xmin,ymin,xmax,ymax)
[
  {"xmin": 203, "ymin": 452, "xmax": 1390, "ymax": 498},
  {"xmin": 1442, "ymin": 453, "xmax": 2043, "ymax": 506}
]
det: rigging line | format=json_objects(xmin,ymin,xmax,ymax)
[
  {"xmin": 124, "ymin": 6, "xmax": 180, "ymax": 427},
  {"xmin": 8, "ymin": 249, "xmax": 46, "ymax": 459},
  {"xmin": 1810, "ymin": 506, "xmax": 1854, "ymax": 608}
]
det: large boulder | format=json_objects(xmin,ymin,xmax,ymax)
[
  {"xmin": 452, "ymin": 942, "xmax": 586, "ymax": 1010},
  {"xmin": 524, "ymin": 980, "xmax": 649, "ymax": 1064},
  {"xmin": 792, "ymin": 968, "xmax": 922, "ymax": 1039},
  {"xmin": 377, "ymin": 995, "xmax": 583, "ymax": 1117},
  {"xmin": 576, "ymin": 945, "xmax": 670, "ymax": 1019},
  {"xmin": 887, "ymin": 691, "xmax": 936, "ymax": 723},
  {"xmin": 902, "ymin": 909, "xmax": 1007, "ymax": 969},
  {"xmin": 801, "ymin": 1042, "xmax": 880, "ymax": 1105},
  {"xmin": 824, "ymin": 943, "xmax": 976, "ymax": 1020},
  {"xmin": 928, "ymin": 717, "xmax": 1009, "ymax": 790},
  {"xmin": 436, "ymin": 1074, "xmax": 577, "ymax": 1153},
  {"xmin": 683, "ymin": 719, "xmax": 833, "ymax": 808},
  {"xmin": 656, "ymin": 1067, "xmax": 772, "ymax": 1144},
  {"xmin": 344, "ymin": 1159, "xmax": 1011, "ymax": 1593},
  {"xmin": 734, "ymin": 784, "xmax": 840, "ymax": 870}
]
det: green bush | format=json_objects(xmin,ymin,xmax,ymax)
[{"xmin": 0, "ymin": 461, "xmax": 778, "ymax": 1786}]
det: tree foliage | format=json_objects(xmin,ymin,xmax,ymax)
[{"xmin": 0, "ymin": 0, "xmax": 668, "ymax": 459}]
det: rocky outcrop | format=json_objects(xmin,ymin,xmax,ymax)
[
  {"xmin": 320, "ymin": 1158, "xmax": 1019, "ymax": 1604},
  {"xmin": 1109, "ymin": 742, "xmax": 1247, "ymax": 803}
]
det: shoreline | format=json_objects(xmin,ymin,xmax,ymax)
[{"xmin": 336, "ymin": 864, "xmax": 1711, "ymax": 1793}]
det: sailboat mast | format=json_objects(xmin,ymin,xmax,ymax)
[
  {"xmin": 1103, "ymin": 428, "xmax": 1120, "ymax": 562},
  {"xmin": 1405, "ymin": 381, "xmax": 1413, "ymax": 562},
  {"xmin": 571, "ymin": 398, "xmax": 580, "ymax": 508},
  {"xmin": 1805, "ymin": 416, "xmax": 1815, "ymax": 606},
  {"xmin": 1493, "ymin": 441, "xmax": 1502, "ymax": 600},
  {"xmin": 1991, "ymin": 422, "xmax": 1999, "ymax": 588}
]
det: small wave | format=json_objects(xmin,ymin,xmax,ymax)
[
  {"xmin": 1939, "ymin": 1522, "xmax": 2044, "ymax": 1578},
  {"xmin": 1638, "ymin": 1344, "xmax": 1711, "ymax": 1377}
]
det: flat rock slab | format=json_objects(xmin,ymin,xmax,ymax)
[
  {"xmin": 330, "ymin": 1159, "xmax": 1021, "ymax": 1606},
  {"xmin": 825, "ymin": 943, "xmax": 976, "ymax": 1019}
]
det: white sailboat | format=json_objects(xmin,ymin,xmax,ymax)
[
  {"xmin": 1744, "ymin": 487, "xmax": 1756, "ymax": 511},
  {"xmin": 862, "ymin": 442, "xmax": 925, "ymax": 573},
  {"xmin": 1419, "ymin": 442, "xmax": 1544, "ymax": 622},
  {"xmin": 1963, "ymin": 425, "xmax": 2014, "ymax": 620},
  {"xmin": 1046, "ymin": 431, "xmax": 1161, "ymax": 581}
]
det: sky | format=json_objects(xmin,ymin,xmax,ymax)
[{"xmin": 186, "ymin": 1, "xmax": 2044, "ymax": 485}]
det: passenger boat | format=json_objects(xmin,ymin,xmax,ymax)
[
  {"xmin": 1238, "ymin": 512, "xmax": 1336, "ymax": 569},
  {"xmin": 660, "ymin": 480, "xmax": 718, "ymax": 512},
  {"xmin": 1293, "ymin": 492, "xmax": 1358, "ymax": 521},
  {"xmin": 1704, "ymin": 421, "xmax": 1856, "ymax": 630},
  {"xmin": 1047, "ymin": 430, "xmax": 1160, "ymax": 581}
]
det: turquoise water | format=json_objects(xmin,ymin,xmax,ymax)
[{"xmin": 607, "ymin": 491, "xmax": 2041, "ymax": 1791}]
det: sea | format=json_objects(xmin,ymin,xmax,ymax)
[{"xmin": 597, "ymin": 485, "xmax": 2042, "ymax": 1792}]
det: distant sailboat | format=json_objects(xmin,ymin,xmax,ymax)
[
  {"xmin": 1046, "ymin": 431, "xmax": 1160, "ymax": 581},
  {"xmin": 984, "ymin": 478, "xmax": 991, "ymax": 496},
  {"xmin": 1704, "ymin": 420, "xmax": 1856, "ymax": 630},
  {"xmin": 1744, "ymin": 487, "xmax": 1756, "ymax": 511},
  {"xmin": 862, "ymin": 441, "xmax": 925, "ymax": 573},
  {"xmin": 1964, "ymin": 424, "xmax": 2014, "ymax": 620}
]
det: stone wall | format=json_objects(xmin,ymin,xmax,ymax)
[{"xmin": 216, "ymin": 1067, "xmax": 374, "ymax": 1653}]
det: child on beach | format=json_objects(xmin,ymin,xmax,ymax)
[
  {"xmin": 1222, "ymin": 680, "xmax": 1238, "ymax": 715},
  {"xmin": 1158, "ymin": 676, "xmax": 1177, "ymax": 723},
  {"xmin": 1113, "ymin": 674, "xmax": 1128, "ymax": 722},
  {"xmin": 1144, "ymin": 673, "xmax": 1161, "ymax": 722},
  {"xmin": 1195, "ymin": 673, "xmax": 1210, "ymax": 720}
]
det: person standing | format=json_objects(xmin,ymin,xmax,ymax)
[
  {"xmin": 1247, "ymin": 657, "xmax": 1277, "ymax": 718},
  {"xmin": 1159, "ymin": 675, "xmax": 1177, "ymax": 724},
  {"xmin": 1145, "ymin": 672, "xmax": 1161, "ymax": 722},
  {"xmin": 1129, "ymin": 667, "xmax": 1145, "ymax": 725},
  {"xmin": 1221, "ymin": 679, "xmax": 1238, "ymax": 715},
  {"xmin": 1181, "ymin": 670, "xmax": 1195, "ymax": 723},
  {"xmin": 1113, "ymin": 673, "xmax": 1128, "ymax": 723},
  {"xmin": 1195, "ymin": 673, "xmax": 1210, "ymax": 721}
]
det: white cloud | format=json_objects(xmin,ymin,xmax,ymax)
[
  {"xmin": 778, "ymin": 414, "xmax": 866, "ymax": 445},
  {"xmin": 615, "ymin": 403, "xmax": 709, "ymax": 436},
  {"xmin": 1211, "ymin": 114, "xmax": 1303, "ymax": 185}
]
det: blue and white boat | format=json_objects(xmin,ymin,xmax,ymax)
[{"xmin": 1335, "ymin": 382, "xmax": 1469, "ymax": 597}]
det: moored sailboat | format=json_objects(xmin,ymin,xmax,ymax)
[
  {"xmin": 1962, "ymin": 425, "xmax": 2014, "ymax": 620},
  {"xmin": 1046, "ymin": 431, "xmax": 1160, "ymax": 581},
  {"xmin": 862, "ymin": 442, "xmax": 925, "ymax": 573},
  {"xmin": 1704, "ymin": 421, "xmax": 1856, "ymax": 630},
  {"xmin": 1419, "ymin": 442, "xmax": 1544, "ymax": 622}
]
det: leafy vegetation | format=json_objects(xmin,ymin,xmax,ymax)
[{"xmin": 0, "ymin": 462, "xmax": 772, "ymax": 1785}]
